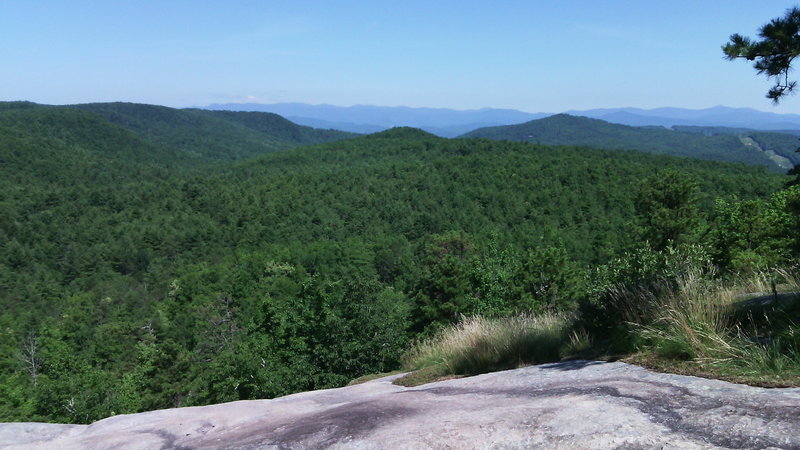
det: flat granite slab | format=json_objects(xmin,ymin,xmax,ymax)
[{"xmin": 2, "ymin": 361, "xmax": 799, "ymax": 449}]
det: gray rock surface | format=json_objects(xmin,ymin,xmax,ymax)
[{"xmin": 2, "ymin": 361, "xmax": 799, "ymax": 449}]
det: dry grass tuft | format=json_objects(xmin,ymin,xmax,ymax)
[
  {"xmin": 626, "ymin": 268, "xmax": 800, "ymax": 381},
  {"xmin": 402, "ymin": 314, "xmax": 570, "ymax": 377}
]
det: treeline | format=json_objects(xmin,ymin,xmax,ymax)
[{"xmin": 0, "ymin": 116, "xmax": 797, "ymax": 423}]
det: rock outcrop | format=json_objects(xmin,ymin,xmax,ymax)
[{"xmin": 2, "ymin": 361, "xmax": 799, "ymax": 449}]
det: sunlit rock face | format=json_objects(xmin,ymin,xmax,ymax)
[{"xmin": 2, "ymin": 361, "xmax": 800, "ymax": 449}]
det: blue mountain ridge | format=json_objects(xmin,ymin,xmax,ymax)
[{"xmin": 204, "ymin": 103, "xmax": 800, "ymax": 137}]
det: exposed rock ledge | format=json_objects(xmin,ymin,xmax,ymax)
[{"xmin": 2, "ymin": 361, "xmax": 799, "ymax": 449}]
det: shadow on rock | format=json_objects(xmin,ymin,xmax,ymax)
[{"xmin": 537, "ymin": 360, "xmax": 607, "ymax": 371}]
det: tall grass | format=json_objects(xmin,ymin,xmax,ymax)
[
  {"xmin": 623, "ymin": 268, "xmax": 800, "ymax": 382},
  {"xmin": 395, "ymin": 268, "xmax": 800, "ymax": 387},
  {"xmin": 633, "ymin": 270, "xmax": 737, "ymax": 361},
  {"xmin": 402, "ymin": 314, "xmax": 570, "ymax": 377}
]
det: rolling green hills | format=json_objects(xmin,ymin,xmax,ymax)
[
  {"xmin": 2, "ymin": 110, "xmax": 793, "ymax": 424},
  {"xmin": 196, "ymin": 109, "xmax": 356, "ymax": 145},
  {"xmin": 461, "ymin": 114, "xmax": 785, "ymax": 170},
  {"xmin": 0, "ymin": 101, "xmax": 357, "ymax": 170},
  {"xmin": 673, "ymin": 125, "xmax": 800, "ymax": 169},
  {"xmin": 73, "ymin": 102, "xmax": 357, "ymax": 161},
  {"xmin": 0, "ymin": 106, "xmax": 184, "ymax": 187}
]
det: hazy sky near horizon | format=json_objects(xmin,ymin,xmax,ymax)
[{"xmin": 4, "ymin": 1, "xmax": 800, "ymax": 114}]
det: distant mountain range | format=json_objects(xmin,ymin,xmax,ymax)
[
  {"xmin": 568, "ymin": 106, "xmax": 800, "ymax": 130},
  {"xmin": 204, "ymin": 102, "xmax": 800, "ymax": 137},
  {"xmin": 7, "ymin": 101, "xmax": 796, "ymax": 174},
  {"xmin": 203, "ymin": 103, "xmax": 548, "ymax": 137}
]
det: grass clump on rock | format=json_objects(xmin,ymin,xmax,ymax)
[
  {"xmin": 624, "ymin": 269, "xmax": 800, "ymax": 386},
  {"xmin": 397, "ymin": 314, "xmax": 571, "ymax": 386}
]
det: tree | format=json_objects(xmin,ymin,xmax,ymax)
[
  {"xmin": 517, "ymin": 244, "xmax": 581, "ymax": 313},
  {"xmin": 788, "ymin": 145, "xmax": 800, "ymax": 187},
  {"xmin": 633, "ymin": 169, "xmax": 702, "ymax": 251},
  {"xmin": 414, "ymin": 231, "xmax": 477, "ymax": 330},
  {"xmin": 723, "ymin": 8, "xmax": 800, "ymax": 204},
  {"xmin": 787, "ymin": 185, "xmax": 800, "ymax": 256},
  {"xmin": 18, "ymin": 333, "xmax": 41, "ymax": 386},
  {"xmin": 709, "ymin": 194, "xmax": 793, "ymax": 272},
  {"xmin": 723, "ymin": 7, "xmax": 800, "ymax": 103}
]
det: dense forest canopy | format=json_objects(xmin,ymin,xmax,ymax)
[{"xmin": 0, "ymin": 103, "xmax": 797, "ymax": 424}]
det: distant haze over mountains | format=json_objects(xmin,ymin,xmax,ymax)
[
  {"xmin": 205, "ymin": 103, "xmax": 800, "ymax": 137},
  {"xmin": 204, "ymin": 102, "xmax": 546, "ymax": 137},
  {"xmin": 568, "ymin": 106, "xmax": 800, "ymax": 131}
]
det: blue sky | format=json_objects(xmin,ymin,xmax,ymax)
[{"xmin": 3, "ymin": 1, "xmax": 800, "ymax": 113}]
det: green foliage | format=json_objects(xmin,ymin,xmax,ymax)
[
  {"xmin": 788, "ymin": 164, "xmax": 800, "ymax": 187},
  {"xmin": 629, "ymin": 270, "xmax": 800, "ymax": 384},
  {"xmin": 516, "ymin": 244, "xmax": 583, "ymax": 313},
  {"xmin": 194, "ymin": 109, "xmax": 358, "ymax": 145},
  {"xmin": 470, "ymin": 238, "xmax": 520, "ymax": 316},
  {"xmin": 786, "ymin": 185, "xmax": 800, "ymax": 254},
  {"xmin": 74, "ymin": 102, "xmax": 356, "ymax": 161},
  {"xmin": 673, "ymin": 126, "xmax": 800, "ymax": 172},
  {"xmin": 747, "ymin": 132, "xmax": 800, "ymax": 168},
  {"xmin": 462, "ymin": 114, "xmax": 782, "ymax": 169},
  {"xmin": 632, "ymin": 169, "xmax": 702, "ymax": 251},
  {"xmin": 414, "ymin": 232, "xmax": 478, "ymax": 328},
  {"xmin": 579, "ymin": 243, "xmax": 713, "ymax": 338},
  {"xmin": 721, "ymin": 7, "xmax": 800, "ymax": 185},
  {"xmin": 709, "ymin": 191, "xmax": 795, "ymax": 272},
  {"xmin": 723, "ymin": 7, "xmax": 800, "ymax": 102},
  {"xmin": 366, "ymin": 126, "xmax": 439, "ymax": 140},
  {"xmin": 0, "ymin": 105, "xmax": 795, "ymax": 423},
  {"xmin": 784, "ymin": 136, "xmax": 800, "ymax": 188}
]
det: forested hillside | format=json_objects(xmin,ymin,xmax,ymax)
[
  {"xmin": 674, "ymin": 125, "xmax": 800, "ymax": 168},
  {"xmin": 1, "ymin": 109, "xmax": 795, "ymax": 424},
  {"xmin": 462, "ymin": 114, "xmax": 788, "ymax": 170},
  {"xmin": 0, "ymin": 101, "xmax": 356, "ymax": 167},
  {"xmin": 73, "ymin": 103, "xmax": 357, "ymax": 161}
]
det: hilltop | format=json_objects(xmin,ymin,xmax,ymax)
[
  {"xmin": 364, "ymin": 126, "xmax": 439, "ymax": 140},
  {"xmin": 461, "ymin": 114, "xmax": 792, "ymax": 170},
  {"xmin": 0, "ymin": 101, "xmax": 357, "ymax": 168},
  {"xmin": 73, "ymin": 102, "xmax": 356, "ymax": 161}
]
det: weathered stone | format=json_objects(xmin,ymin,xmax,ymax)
[{"xmin": 2, "ymin": 361, "xmax": 799, "ymax": 449}]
